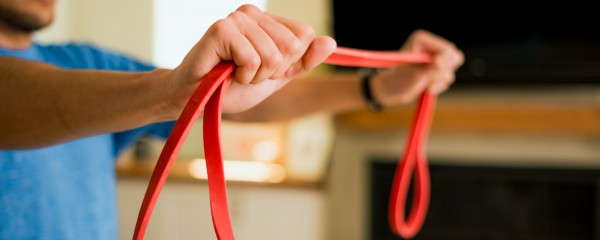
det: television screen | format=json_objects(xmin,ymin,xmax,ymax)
[{"xmin": 332, "ymin": 1, "xmax": 600, "ymax": 86}]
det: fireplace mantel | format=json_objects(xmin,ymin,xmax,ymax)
[{"xmin": 335, "ymin": 86, "xmax": 600, "ymax": 137}]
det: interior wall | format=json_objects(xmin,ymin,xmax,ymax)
[
  {"xmin": 34, "ymin": 0, "xmax": 153, "ymax": 62},
  {"xmin": 266, "ymin": 0, "xmax": 331, "ymax": 36},
  {"xmin": 73, "ymin": 0, "xmax": 154, "ymax": 62},
  {"xmin": 34, "ymin": 0, "xmax": 74, "ymax": 43}
]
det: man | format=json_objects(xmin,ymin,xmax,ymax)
[{"xmin": 0, "ymin": 0, "xmax": 463, "ymax": 239}]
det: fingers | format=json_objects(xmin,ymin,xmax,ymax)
[
  {"xmin": 228, "ymin": 10, "xmax": 284, "ymax": 84},
  {"xmin": 207, "ymin": 4, "xmax": 320, "ymax": 84},
  {"xmin": 206, "ymin": 18, "xmax": 259, "ymax": 84},
  {"xmin": 405, "ymin": 29, "xmax": 464, "ymax": 69},
  {"xmin": 241, "ymin": 9, "xmax": 312, "ymax": 79},
  {"xmin": 425, "ymin": 64, "xmax": 454, "ymax": 94},
  {"xmin": 234, "ymin": 5, "xmax": 297, "ymax": 83},
  {"xmin": 373, "ymin": 30, "xmax": 463, "ymax": 106},
  {"xmin": 300, "ymin": 36, "xmax": 337, "ymax": 73},
  {"xmin": 265, "ymin": 13, "xmax": 318, "ymax": 77},
  {"xmin": 266, "ymin": 13, "xmax": 336, "ymax": 78},
  {"xmin": 402, "ymin": 29, "xmax": 464, "ymax": 95}
]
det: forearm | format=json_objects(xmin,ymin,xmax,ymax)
[
  {"xmin": 224, "ymin": 72, "xmax": 366, "ymax": 122},
  {"xmin": 0, "ymin": 57, "xmax": 176, "ymax": 149}
]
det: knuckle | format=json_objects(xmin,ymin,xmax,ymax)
[
  {"xmin": 434, "ymin": 56, "xmax": 449, "ymax": 68},
  {"xmin": 296, "ymin": 24, "xmax": 315, "ymax": 42},
  {"xmin": 227, "ymin": 11, "xmax": 245, "ymax": 22},
  {"xmin": 432, "ymin": 70, "xmax": 453, "ymax": 87},
  {"xmin": 245, "ymin": 54, "xmax": 261, "ymax": 70},
  {"xmin": 439, "ymin": 81, "xmax": 450, "ymax": 91},
  {"xmin": 281, "ymin": 39, "xmax": 302, "ymax": 55},
  {"xmin": 237, "ymin": 4, "xmax": 259, "ymax": 13},
  {"xmin": 455, "ymin": 49, "xmax": 466, "ymax": 65},
  {"xmin": 448, "ymin": 42, "xmax": 458, "ymax": 50},
  {"xmin": 210, "ymin": 19, "xmax": 233, "ymax": 37},
  {"xmin": 263, "ymin": 50, "xmax": 283, "ymax": 68},
  {"xmin": 412, "ymin": 29, "xmax": 428, "ymax": 39},
  {"xmin": 444, "ymin": 47, "xmax": 458, "ymax": 57}
]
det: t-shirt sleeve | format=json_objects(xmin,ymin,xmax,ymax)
[
  {"xmin": 112, "ymin": 121, "xmax": 176, "ymax": 156},
  {"xmin": 76, "ymin": 43, "xmax": 155, "ymax": 72}
]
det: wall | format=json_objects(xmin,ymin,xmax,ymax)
[
  {"xmin": 267, "ymin": 0, "xmax": 331, "ymax": 36},
  {"xmin": 35, "ymin": 0, "xmax": 153, "ymax": 62}
]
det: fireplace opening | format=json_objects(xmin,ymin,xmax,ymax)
[{"xmin": 370, "ymin": 159, "xmax": 600, "ymax": 240}]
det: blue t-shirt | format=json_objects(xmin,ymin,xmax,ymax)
[{"xmin": 0, "ymin": 42, "xmax": 174, "ymax": 239}]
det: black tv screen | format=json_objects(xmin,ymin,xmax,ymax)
[{"xmin": 332, "ymin": 1, "xmax": 600, "ymax": 86}]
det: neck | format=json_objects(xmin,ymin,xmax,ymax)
[{"xmin": 0, "ymin": 20, "xmax": 34, "ymax": 49}]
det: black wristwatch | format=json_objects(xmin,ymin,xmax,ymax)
[{"xmin": 359, "ymin": 68, "xmax": 383, "ymax": 112}]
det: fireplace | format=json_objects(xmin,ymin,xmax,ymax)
[{"xmin": 370, "ymin": 159, "xmax": 600, "ymax": 240}]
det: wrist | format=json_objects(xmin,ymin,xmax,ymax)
[{"xmin": 143, "ymin": 68, "xmax": 186, "ymax": 121}]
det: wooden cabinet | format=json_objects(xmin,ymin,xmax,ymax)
[{"xmin": 117, "ymin": 178, "xmax": 325, "ymax": 240}]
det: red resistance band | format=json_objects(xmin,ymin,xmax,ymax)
[{"xmin": 132, "ymin": 47, "xmax": 434, "ymax": 240}]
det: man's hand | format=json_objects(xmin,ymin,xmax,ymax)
[
  {"xmin": 169, "ymin": 4, "xmax": 336, "ymax": 115},
  {"xmin": 371, "ymin": 30, "xmax": 464, "ymax": 105}
]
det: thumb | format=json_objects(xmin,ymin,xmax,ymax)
[{"xmin": 285, "ymin": 36, "xmax": 337, "ymax": 78}]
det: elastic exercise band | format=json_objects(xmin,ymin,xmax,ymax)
[{"xmin": 132, "ymin": 46, "xmax": 433, "ymax": 240}]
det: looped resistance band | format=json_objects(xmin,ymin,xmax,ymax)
[{"xmin": 132, "ymin": 46, "xmax": 433, "ymax": 240}]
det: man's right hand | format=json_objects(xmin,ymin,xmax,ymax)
[{"xmin": 166, "ymin": 4, "xmax": 336, "ymax": 117}]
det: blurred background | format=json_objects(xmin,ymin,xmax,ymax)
[{"xmin": 35, "ymin": 0, "xmax": 600, "ymax": 239}]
